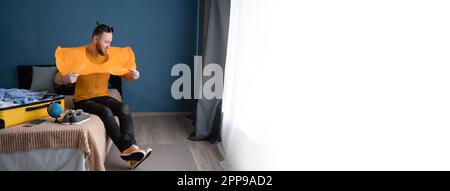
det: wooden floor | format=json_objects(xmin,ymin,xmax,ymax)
[{"xmin": 105, "ymin": 116, "xmax": 224, "ymax": 171}]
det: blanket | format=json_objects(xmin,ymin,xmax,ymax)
[{"xmin": 0, "ymin": 114, "xmax": 112, "ymax": 171}]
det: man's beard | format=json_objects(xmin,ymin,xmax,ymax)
[{"xmin": 96, "ymin": 43, "xmax": 106, "ymax": 56}]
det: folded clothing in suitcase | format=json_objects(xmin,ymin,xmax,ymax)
[{"xmin": 0, "ymin": 92, "xmax": 65, "ymax": 129}]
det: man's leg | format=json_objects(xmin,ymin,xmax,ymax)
[
  {"xmin": 74, "ymin": 98, "xmax": 132, "ymax": 152},
  {"xmin": 94, "ymin": 96, "xmax": 137, "ymax": 147},
  {"xmin": 96, "ymin": 96, "xmax": 152, "ymax": 167}
]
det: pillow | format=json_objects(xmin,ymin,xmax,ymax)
[{"xmin": 30, "ymin": 66, "xmax": 57, "ymax": 92}]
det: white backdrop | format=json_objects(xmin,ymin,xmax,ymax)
[{"xmin": 221, "ymin": 0, "xmax": 450, "ymax": 170}]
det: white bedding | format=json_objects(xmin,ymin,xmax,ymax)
[{"xmin": 0, "ymin": 148, "xmax": 88, "ymax": 171}]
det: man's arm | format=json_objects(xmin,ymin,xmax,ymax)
[
  {"xmin": 120, "ymin": 73, "xmax": 134, "ymax": 81},
  {"xmin": 54, "ymin": 71, "xmax": 65, "ymax": 85},
  {"xmin": 54, "ymin": 71, "xmax": 79, "ymax": 85},
  {"xmin": 121, "ymin": 69, "xmax": 140, "ymax": 80}
]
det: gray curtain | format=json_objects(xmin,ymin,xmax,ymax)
[{"xmin": 189, "ymin": 0, "xmax": 230, "ymax": 142}]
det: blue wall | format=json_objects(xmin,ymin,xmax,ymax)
[{"xmin": 0, "ymin": 0, "xmax": 198, "ymax": 112}]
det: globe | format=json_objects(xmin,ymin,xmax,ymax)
[{"xmin": 47, "ymin": 102, "xmax": 63, "ymax": 122}]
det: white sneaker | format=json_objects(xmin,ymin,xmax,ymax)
[
  {"xmin": 61, "ymin": 109, "xmax": 90, "ymax": 125},
  {"xmin": 61, "ymin": 110, "xmax": 75, "ymax": 125},
  {"xmin": 70, "ymin": 109, "xmax": 91, "ymax": 124}
]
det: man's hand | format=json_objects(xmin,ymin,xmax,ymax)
[
  {"xmin": 126, "ymin": 69, "xmax": 140, "ymax": 80},
  {"xmin": 64, "ymin": 72, "xmax": 79, "ymax": 84}
]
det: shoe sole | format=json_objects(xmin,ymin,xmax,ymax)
[
  {"xmin": 121, "ymin": 151, "xmax": 145, "ymax": 161},
  {"xmin": 130, "ymin": 149, "xmax": 152, "ymax": 169}
]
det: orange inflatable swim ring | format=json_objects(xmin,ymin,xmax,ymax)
[{"xmin": 55, "ymin": 46, "xmax": 136, "ymax": 76}]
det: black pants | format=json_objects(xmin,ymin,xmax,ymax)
[{"xmin": 74, "ymin": 96, "xmax": 136, "ymax": 152}]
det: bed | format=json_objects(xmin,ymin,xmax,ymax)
[{"xmin": 0, "ymin": 65, "xmax": 123, "ymax": 171}]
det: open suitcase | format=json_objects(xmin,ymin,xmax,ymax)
[{"xmin": 0, "ymin": 95, "xmax": 65, "ymax": 129}]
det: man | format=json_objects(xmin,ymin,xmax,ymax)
[{"xmin": 54, "ymin": 23, "xmax": 151, "ymax": 169}]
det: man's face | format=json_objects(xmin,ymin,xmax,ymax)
[{"xmin": 94, "ymin": 32, "xmax": 113, "ymax": 56}]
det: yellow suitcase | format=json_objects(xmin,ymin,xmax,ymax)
[{"xmin": 0, "ymin": 95, "xmax": 65, "ymax": 129}]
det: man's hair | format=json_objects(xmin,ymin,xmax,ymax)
[{"xmin": 92, "ymin": 22, "xmax": 114, "ymax": 38}]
